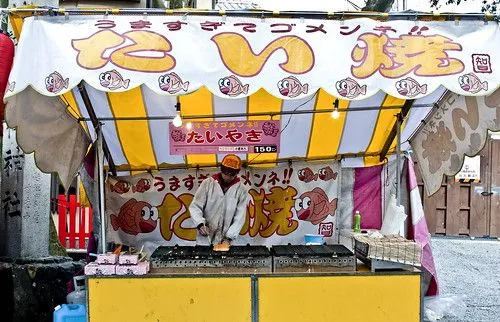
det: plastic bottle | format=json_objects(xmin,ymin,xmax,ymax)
[
  {"xmin": 353, "ymin": 210, "xmax": 361, "ymax": 233},
  {"xmin": 53, "ymin": 304, "xmax": 86, "ymax": 322}
]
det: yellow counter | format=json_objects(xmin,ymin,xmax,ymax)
[{"xmin": 87, "ymin": 270, "xmax": 421, "ymax": 322}]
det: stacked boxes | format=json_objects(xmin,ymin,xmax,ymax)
[{"xmin": 84, "ymin": 253, "xmax": 150, "ymax": 276}]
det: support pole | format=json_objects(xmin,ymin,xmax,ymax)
[
  {"xmin": 396, "ymin": 113, "xmax": 402, "ymax": 207},
  {"xmin": 97, "ymin": 124, "xmax": 107, "ymax": 254}
]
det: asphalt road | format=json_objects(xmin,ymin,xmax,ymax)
[{"xmin": 426, "ymin": 237, "xmax": 500, "ymax": 322}]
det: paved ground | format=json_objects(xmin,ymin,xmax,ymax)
[{"xmin": 427, "ymin": 237, "xmax": 500, "ymax": 322}]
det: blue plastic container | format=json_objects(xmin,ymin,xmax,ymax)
[
  {"xmin": 53, "ymin": 304, "xmax": 86, "ymax": 322},
  {"xmin": 304, "ymin": 234, "xmax": 324, "ymax": 245}
]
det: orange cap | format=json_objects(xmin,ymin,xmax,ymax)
[{"xmin": 221, "ymin": 154, "xmax": 242, "ymax": 170}]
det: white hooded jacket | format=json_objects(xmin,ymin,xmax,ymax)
[{"xmin": 189, "ymin": 175, "xmax": 250, "ymax": 245}]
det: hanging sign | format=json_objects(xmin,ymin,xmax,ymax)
[
  {"xmin": 455, "ymin": 155, "xmax": 480, "ymax": 183},
  {"xmin": 169, "ymin": 120, "xmax": 281, "ymax": 154}
]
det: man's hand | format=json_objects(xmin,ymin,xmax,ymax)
[{"xmin": 198, "ymin": 224, "xmax": 210, "ymax": 236}]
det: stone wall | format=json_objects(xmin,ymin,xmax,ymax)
[{"xmin": 0, "ymin": 257, "xmax": 84, "ymax": 322}]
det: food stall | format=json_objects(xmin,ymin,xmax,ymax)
[{"xmin": 3, "ymin": 7, "xmax": 500, "ymax": 321}]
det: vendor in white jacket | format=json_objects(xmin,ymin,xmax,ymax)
[{"xmin": 189, "ymin": 154, "xmax": 250, "ymax": 247}]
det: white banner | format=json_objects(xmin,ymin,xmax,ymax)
[
  {"xmin": 6, "ymin": 15, "xmax": 500, "ymax": 100},
  {"xmin": 106, "ymin": 161, "xmax": 340, "ymax": 247},
  {"xmin": 412, "ymin": 88, "xmax": 500, "ymax": 196}
]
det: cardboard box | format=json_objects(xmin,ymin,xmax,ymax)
[
  {"xmin": 84, "ymin": 263, "xmax": 116, "ymax": 276},
  {"xmin": 119, "ymin": 254, "xmax": 139, "ymax": 265},
  {"xmin": 96, "ymin": 253, "xmax": 118, "ymax": 265},
  {"xmin": 115, "ymin": 262, "xmax": 149, "ymax": 276}
]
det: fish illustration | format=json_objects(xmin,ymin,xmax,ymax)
[
  {"xmin": 336, "ymin": 77, "xmax": 367, "ymax": 99},
  {"xmin": 132, "ymin": 178, "xmax": 151, "ymax": 193},
  {"xmin": 318, "ymin": 166, "xmax": 337, "ymax": 181},
  {"xmin": 158, "ymin": 72, "xmax": 189, "ymax": 94},
  {"xmin": 277, "ymin": 76, "xmax": 308, "ymax": 98},
  {"xmin": 110, "ymin": 180, "xmax": 131, "ymax": 194},
  {"xmin": 294, "ymin": 187, "xmax": 338, "ymax": 225},
  {"xmin": 6, "ymin": 81, "xmax": 15, "ymax": 92},
  {"xmin": 219, "ymin": 75, "xmax": 249, "ymax": 97},
  {"xmin": 395, "ymin": 77, "xmax": 427, "ymax": 97},
  {"xmin": 459, "ymin": 73, "xmax": 488, "ymax": 94},
  {"xmin": 298, "ymin": 167, "xmax": 318, "ymax": 183},
  {"xmin": 99, "ymin": 70, "xmax": 130, "ymax": 90},
  {"xmin": 45, "ymin": 72, "xmax": 69, "ymax": 94},
  {"xmin": 110, "ymin": 199, "xmax": 158, "ymax": 235}
]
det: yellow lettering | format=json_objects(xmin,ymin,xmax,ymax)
[
  {"xmin": 352, "ymin": 33, "xmax": 464, "ymax": 79},
  {"xmin": 212, "ymin": 33, "xmax": 314, "ymax": 77},
  {"xmin": 157, "ymin": 193, "xmax": 182, "ymax": 240},
  {"xmin": 173, "ymin": 194, "xmax": 197, "ymax": 241},
  {"xmin": 72, "ymin": 30, "xmax": 124, "ymax": 69},
  {"xmin": 110, "ymin": 31, "xmax": 175, "ymax": 72}
]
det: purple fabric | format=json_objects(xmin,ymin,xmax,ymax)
[
  {"xmin": 353, "ymin": 165, "xmax": 383, "ymax": 229},
  {"xmin": 84, "ymin": 144, "xmax": 96, "ymax": 180}
]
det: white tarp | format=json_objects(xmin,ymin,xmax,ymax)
[{"xmin": 5, "ymin": 15, "xmax": 499, "ymax": 101}]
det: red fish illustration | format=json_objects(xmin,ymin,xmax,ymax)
[
  {"xmin": 132, "ymin": 178, "xmax": 151, "ymax": 193},
  {"xmin": 219, "ymin": 75, "xmax": 249, "ymax": 96},
  {"xmin": 110, "ymin": 199, "xmax": 158, "ymax": 235},
  {"xmin": 459, "ymin": 73, "xmax": 488, "ymax": 94},
  {"xmin": 45, "ymin": 71, "xmax": 69, "ymax": 93},
  {"xmin": 99, "ymin": 70, "xmax": 130, "ymax": 90},
  {"xmin": 298, "ymin": 167, "xmax": 318, "ymax": 183},
  {"xmin": 294, "ymin": 188, "xmax": 338, "ymax": 225},
  {"xmin": 318, "ymin": 166, "xmax": 338, "ymax": 181},
  {"xmin": 158, "ymin": 72, "xmax": 189, "ymax": 94},
  {"xmin": 277, "ymin": 76, "xmax": 308, "ymax": 98},
  {"xmin": 396, "ymin": 77, "xmax": 427, "ymax": 98},
  {"xmin": 110, "ymin": 180, "xmax": 131, "ymax": 194}
]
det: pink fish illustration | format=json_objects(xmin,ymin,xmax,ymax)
[
  {"xmin": 336, "ymin": 77, "xmax": 367, "ymax": 99},
  {"xmin": 110, "ymin": 199, "xmax": 158, "ymax": 235},
  {"xmin": 298, "ymin": 167, "xmax": 318, "ymax": 183},
  {"xmin": 99, "ymin": 70, "xmax": 130, "ymax": 90},
  {"xmin": 6, "ymin": 81, "xmax": 15, "ymax": 92},
  {"xmin": 219, "ymin": 75, "xmax": 249, "ymax": 97},
  {"xmin": 45, "ymin": 72, "xmax": 69, "ymax": 93},
  {"xmin": 396, "ymin": 77, "xmax": 427, "ymax": 97},
  {"xmin": 459, "ymin": 73, "xmax": 488, "ymax": 94},
  {"xmin": 318, "ymin": 166, "xmax": 337, "ymax": 181},
  {"xmin": 295, "ymin": 187, "xmax": 338, "ymax": 225},
  {"xmin": 277, "ymin": 76, "xmax": 308, "ymax": 98},
  {"xmin": 158, "ymin": 72, "xmax": 189, "ymax": 94}
]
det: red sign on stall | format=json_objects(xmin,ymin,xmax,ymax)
[{"xmin": 169, "ymin": 120, "xmax": 281, "ymax": 154}]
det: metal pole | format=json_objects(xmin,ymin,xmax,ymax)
[
  {"xmin": 396, "ymin": 113, "xmax": 402, "ymax": 207},
  {"xmin": 403, "ymin": 0, "xmax": 407, "ymax": 11},
  {"xmin": 97, "ymin": 124, "xmax": 107, "ymax": 254}
]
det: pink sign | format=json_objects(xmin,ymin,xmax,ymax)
[{"xmin": 169, "ymin": 120, "xmax": 280, "ymax": 155}]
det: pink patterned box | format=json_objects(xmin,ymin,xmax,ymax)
[
  {"xmin": 115, "ymin": 262, "xmax": 149, "ymax": 276},
  {"xmin": 118, "ymin": 254, "xmax": 139, "ymax": 265},
  {"xmin": 84, "ymin": 263, "xmax": 116, "ymax": 276},
  {"xmin": 96, "ymin": 253, "xmax": 118, "ymax": 265}
]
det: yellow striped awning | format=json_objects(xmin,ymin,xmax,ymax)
[{"xmin": 66, "ymin": 85, "xmax": 446, "ymax": 173}]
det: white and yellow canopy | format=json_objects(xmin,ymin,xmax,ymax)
[{"xmin": 3, "ymin": 9, "xmax": 500, "ymax": 194}]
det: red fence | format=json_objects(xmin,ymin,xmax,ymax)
[{"xmin": 57, "ymin": 194, "xmax": 92, "ymax": 251}]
